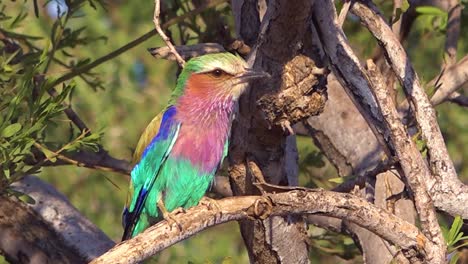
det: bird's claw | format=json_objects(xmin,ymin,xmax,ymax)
[
  {"xmin": 199, "ymin": 196, "xmax": 222, "ymax": 218},
  {"xmin": 158, "ymin": 200, "xmax": 183, "ymax": 231}
]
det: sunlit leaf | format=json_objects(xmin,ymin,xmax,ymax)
[{"xmin": 2, "ymin": 123, "xmax": 22, "ymax": 138}]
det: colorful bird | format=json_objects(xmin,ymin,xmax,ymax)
[{"xmin": 122, "ymin": 52, "xmax": 269, "ymax": 240}]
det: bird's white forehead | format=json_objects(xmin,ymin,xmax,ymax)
[{"xmin": 197, "ymin": 54, "xmax": 248, "ymax": 75}]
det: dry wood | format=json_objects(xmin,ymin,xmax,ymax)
[
  {"xmin": 351, "ymin": 0, "xmax": 468, "ymax": 219},
  {"xmin": 367, "ymin": 60, "xmax": 446, "ymax": 263},
  {"xmin": 90, "ymin": 189, "xmax": 430, "ymax": 264}
]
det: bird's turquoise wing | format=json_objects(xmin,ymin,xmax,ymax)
[{"xmin": 122, "ymin": 106, "xmax": 180, "ymax": 240}]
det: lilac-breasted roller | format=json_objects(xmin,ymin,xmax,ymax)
[{"xmin": 122, "ymin": 52, "xmax": 269, "ymax": 240}]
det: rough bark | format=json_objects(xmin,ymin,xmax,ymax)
[
  {"xmin": 304, "ymin": 74, "xmax": 416, "ymax": 263},
  {"xmin": 309, "ymin": 2, "xmax": 397, "ymax": 262},
  {"xmin": 367, "ymin": 60, "xmax": 446, "ymax": 263},
  {"xmin": 229, "ymin": 1, "xmax": 328, "ymax": 263},
  {"xmin": 11, "ymin": 176, "xmax": 115, "ymax": 262},
  {"xmin": 0, "ymin": 196, "xmax": 84, "ymax": 264}
]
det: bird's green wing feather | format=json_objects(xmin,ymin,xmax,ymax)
[
  {"xmin": 122, "ymin": 106, "xmax": 180, "ymax": 240},
  {"xmin": 132, "ymin": 110, "xmax": 166, "ymax": 165}
]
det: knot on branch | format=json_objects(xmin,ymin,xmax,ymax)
[
  {"xmin": 257, "ymin": 55, "xmax": 328, "ymax": 128},
  {"xmin": 246, "ymin": 196, "xmax": 273, "ymax": 220}
]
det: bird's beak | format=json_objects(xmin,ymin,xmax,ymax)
[{"xmin": 235, "ymin": 68, "xmax": 271, "ymax": 84}]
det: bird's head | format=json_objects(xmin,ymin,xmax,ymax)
[{"xmin": 172, "ymin": 53, "xmax": 270, "ymax": 102}]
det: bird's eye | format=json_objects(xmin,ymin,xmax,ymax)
[{"xmin": 211, "ymin": 69, "xmax": 224, "ymax": 78}]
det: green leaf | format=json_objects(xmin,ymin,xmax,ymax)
[
  {"xmin": 401, "ymin": 0, "xmax": 410, "ymax": 12},
  {"xmin": 3, "ymin": 168, "xmax": 10, "ymax": 179},
  {"xmin": 18, "ymin": 193, "xmax": 36, "ymax": 204},
  {"xmin": 7, "ymin": 189, "xmax": 36, "ymax": 205},
  {"xmin": 416, "ymin": 6, "xmax": 447, "ymax": 16},
  {"xmin": 41, "ymin": 147, "xmax": 57, "ymax": 163},
  {"xmin": 328, "ymin": 177, "xmax": 344, "ymax": 184},
  {"xmin": 449, "ymin": 252, "xmax": 460, "ymax": 264},
  {"xmin": 447, "ymin": 216, "xmax": 463, "ymax": 245},
  {"xmin": 2, "ymin": 123, "xmax": 22, "ymax": 138}
]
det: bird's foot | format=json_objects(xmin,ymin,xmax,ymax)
[
  {"xmin": 199, "ymin": 196, "xmax": 222, "ymax": 216},
  {"xmin": 157, "ymin": 200, "xmax": 183, "ymax": 231}
]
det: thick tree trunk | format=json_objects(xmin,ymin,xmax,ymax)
[{"xmin": 229, "ymin": 0, "xmax": 327, "ymax": 263}]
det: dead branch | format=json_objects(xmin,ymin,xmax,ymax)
[
  {"xmin": 367, "ymin": 60, "xmax": 446, "ymax": 263},
  {"xmin": 90, "ymin": 189, "xmax": 431, "ymax": 264},
  {"xmin": 350, "ymin": 0, "xmax": 468, "ymax": 219},
  {"xmin": 312, "ymin": 0, "xmax": 392, "ymax": 160}
]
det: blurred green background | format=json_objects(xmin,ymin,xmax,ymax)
[{"xmin": 0, "ymin": 0, "xmax": 466, "ymax": 263}]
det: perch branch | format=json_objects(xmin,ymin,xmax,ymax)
[{"xmin": 90, "ymin": 189, "xmax": 430, "ymax": 264}]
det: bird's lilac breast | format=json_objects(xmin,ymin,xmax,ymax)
[{"xmin": 170, "ymin": 123, "xmax": 228, "ymax": 173}]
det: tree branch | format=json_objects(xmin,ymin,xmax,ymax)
[
  {"xmin": 430, "ymin": 55, "xmax": 468, "ymax": 106},
  {"xmin": 148, "ymin": 43, "xmax": 225, "ymax": 61},
  {"xmin": 312, "ymin": 0, "xmax": 392, "ymax": 160},
  {"xmin": 443, "ymin": 0, "xmax": 462, "ymax": 66},
  {"xmin": 350, "ymin": 0, "xmax": 468, "ymax": 219},
  {"xmin": 367, "ymin": 60, "xmax": 445, "ymax": 263},
  {"xmin": 90, "ymin": 189, "xmax": 431, "ymax": 264},
  {"xmin": 447, "ymin": 92, "xmax": 468, "ymax": 107}
]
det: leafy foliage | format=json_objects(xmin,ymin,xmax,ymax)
[{"xmin": 0, "ymin": 0, "xmax": 104, "ymax": 196}]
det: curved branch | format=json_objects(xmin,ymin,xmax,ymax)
[
  {"xmin": 90, "ymin": 190, "xmax": 430, "ymax": 264},
  {"xmin": 350, "ymin": 0, "xmax": 468, "ymax": 219}
]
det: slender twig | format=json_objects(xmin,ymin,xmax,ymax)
[
  {"xmin": 337, "ymin": 0, "xmax": 351, "ymax": 27},
  {"xmin": 33, "ymin": 142, "xmax": 129, "ymax": 174},
  {"xmin": 153, "ymin": 0, "xmax": 186, "ymax": 67}
]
